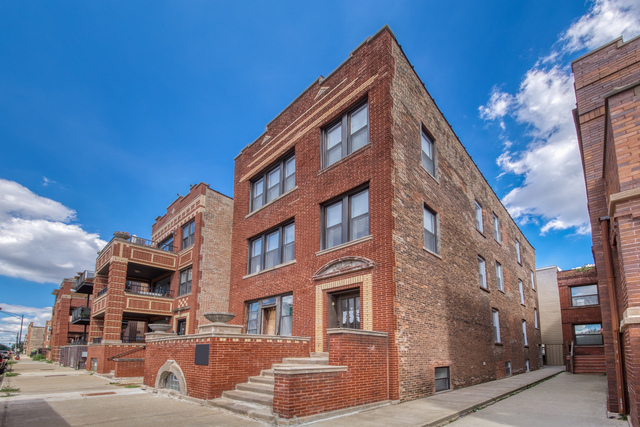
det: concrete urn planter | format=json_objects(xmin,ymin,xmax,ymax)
[
  {"xmin": 203, "ymin": 312, "xmax": 235, "ymax": 324},
  {"xmin": 148, "ymin": 323, "xmax": 172, "ymax": 332}
]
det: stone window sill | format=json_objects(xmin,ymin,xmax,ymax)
[
  {"xmin": 316, "ymin": 235, "xmax": 372, "ymax": 257},
  {"xmin": 243, "ymin": 260, "xmax": 296, "ymax": 279},
  {"xmin": 246, "ymin": 187, "xmax": 298, "ymax": 219}
]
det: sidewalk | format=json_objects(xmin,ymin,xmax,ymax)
[{"xmin": 306, "ymin": 366, "xmax": 565, "ymax": 426}]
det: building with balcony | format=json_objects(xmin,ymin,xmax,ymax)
[
  {"xmin": 49, "ymin": 277, "xmax": 91, "ymax": 362},
  {"xmin": 572, "ymin": 34, "xmax": 640, "ymax": 423},
  {"xmin": 144, "ymin": 26, "xmax": 539, "ymax": 420},
  {"xmin": 87, "ymin": 182, "xmax": 233, "ymax": 375}
]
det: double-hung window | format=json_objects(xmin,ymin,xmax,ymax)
[
  {"xmin": 493, "ymin": 213, "xmax": 501, "ymax": 242},
  {"xmin": 492, "ymin": 309, "xmax": 501, "ymax": 343},
  {"xmin": 571, "ymin": 285, "xmax": 598, "ymax": 306},
  {"xmin": 434, "ymin": 367, "xmax": 450, "ymax": 392},
  {"xmin": 421, "ymin": 129, "xmax": 436, "ymax": 176},
  {"xmin": 534, "ymin": 308, "xmax": 539, "ymax": 328},
  {"xmin": 530, "ymin": 270, "xmax": 535, "ymax": 290},
  {"xmin": 179, "ymin": 267, "xmax": 192, "ymax": 296},
  {"xmin": 323, "ymin": 102, "xmax": 369, "ymax": 168},
  {"xmin": 519, "ymin": 280, "xmax": 525, "ymax": 305},
  {"xmin": 522, "ymin": 320, "xmax": 528, "ymax": 346},
  {"xmin": 495, "ymin": 262, "xmax": 504, "ymax": 291},
  {"xmin": 182, "ymin": 220, "xmax": 195, "ymax": 249},
  {"xmin": 574, "ymin": 324, "xmax": 603, "ymax": 345},
  {"xmin": 516, "ymin": 239, "xmax": 521, "ymax": 263},
  {"xmin": 475, "ymin": 202, "xmax": 483, "ymax": 232},
  {"xmin": 246, "ymin": 294, "xmax": 293, "ymax": 336},
  {"xmin": 249, "ymin": 222, "xmax": 295, "ymax": 274},
  {"xmin": 322, "ymin": 188, "xmax": 369, "ymax": 249},
  {"xmin": 478, "ymin": 257, "xmax": 487, "ymax": 289},
  {"xmin": 423, "ymin": 205, "xmax": 439, "ymax": 254},
  {"xmin": 251, "ymin": 154, "xmax": 296, "ymax": 211}
]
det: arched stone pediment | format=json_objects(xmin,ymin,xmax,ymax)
[
  {"xmin": 313, "ymin": 256, "xmax": 375, "ymax": 281},
  {"xmin": 155, "ymin": 360, "xmax": 187, "ymax": 395}
]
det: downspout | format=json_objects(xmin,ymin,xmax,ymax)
[{"xmin": 600, "ymin": 216, "xmax": 626, "ymax": 414}]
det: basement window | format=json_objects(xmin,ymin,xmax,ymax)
[
  {"xmin": 163, "ymin": 372, "xmax": 180, "ymax": 392},
  {"xmin": 435, "ymin": 367, "xmax": 450, "ymax": 392},
  {"xmin": 505, "ymin": 361, "xmax": 511, "ymax": 376}
]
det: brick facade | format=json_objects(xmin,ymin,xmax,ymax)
[
  {"xmin": 87, "ymin": 183, "xmax": 232, "ymax": 375},
  {"xmin": 25, "ymin": 322, "xmax": 45, "ymax": 355},
  {"xmin": 572, "ymin": 34, "xmax": 640, "ymax": 423},
  {"xmin": 228, "ymin": 26, "xmax": 540, "ymax": 405}
]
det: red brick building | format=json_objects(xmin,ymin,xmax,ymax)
[
  {"xmin": 25, "ymin": 322, "xmax": 45, "ymax": 355},
  {"xmin": 227, "ymin": 26, "xmax": 540, "ymax": 407},
  {"xmin": 557, "ymin": 267, "xmax": 605, "ymax": 374},
  {"xmin": 87, "ymin": 182, "xmax": 233, "ymax": 375},
  {"xmin": 49, "ymin": 277, "xmax": 90, "ymax": 362},
  {"xmin": 572, "ymin": 35, "xmax": 640, "ymax": 422}
]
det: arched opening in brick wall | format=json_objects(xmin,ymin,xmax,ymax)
[{"xmin": 155, "ymin": 360, "xmax": 187, "ymax": 395}]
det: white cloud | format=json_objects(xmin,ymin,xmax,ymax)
[
  {"xmin": 0, "ymin": 179, "xmax": 106, "ymax": 283},
  {"xmin": 0, "ymin": 304, "xmax": 52, "ymax": 346},
  {"xmin": 479, "ymin": 0, "xmax": 640, "ymax": 236}
]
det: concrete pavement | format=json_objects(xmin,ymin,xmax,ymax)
[{"xmin": 0, "ymin": 360, "xmax": 625, "ymax": 426}]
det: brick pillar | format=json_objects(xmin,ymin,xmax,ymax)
[
  {"xmin": 89, "ymin": 274, "xmax": 107, "ymax": 342},
  {"xmin": 102, "ymin": 258, "xmax": 128, "ymax": 343}
]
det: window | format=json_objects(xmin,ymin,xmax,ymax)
[
  {"xmin": 176, "ymin": 319, "xmax": 186, "ymax": 336},
  {"xmin": 182, "ymin": 220, "xmax": 195, "ymax": 249},
  {"xmin": 249, "ymin": 222, "xmax": 295, "ymax": 274},
  {"xmin": 496, "ymin": 262, "xmax": 504, "ymax": 292},
  {"xmin": 421, "ymin": 129, "xmax": 436, "ymax": 176},
  {"xmin": 530, "ymin": 270, "xmax": 535, "ymax": 290},
  {"xmin": 322, "ymin": 188, "xmax": 369, "ymax": 249},
  {"xmin": 519, "ymin": 280, "xmax": 525, "ymax": 305},
  {"xmin": 534, "ymin": 308, "xmax": 539, "ymax": 328},
  {"xmin": 478, "ymin": 257, "xmax": 487, "ymax": 289},
  {"xmin": 246, "ymin": 294, "xmax": 293, "ymax": 336},
  {"xmin": 323, "ymin": 102, "xmax": 368, "ymax": 168},
  {"xmin": 435, "ymin": 367, "xmax": 450, "ymax": 392},
  {"xmin": 522, "ymin": 320, "xmax": 528, "ymax": 346},
  {"xmin": 505, "ymin": 361, "xmax": 511, "ymax": 376},
  {"xmin": 574, "ymin": 324, "xmax": 603, "ymax": 345},
  {"xmin": 492, "ymin": 309, "xmax": 501, "ymax": 343},
  {"xmin": 179, "ymin": 268, "xmax": 192, "ymax": 296},
  {"xmin": 493, "ymin": 214, "xmax": 501, "ymax": 242},
  {"xmin": 571, "ymin": 285, "xmax": 599, "ymax": 306},
  {"xmin": 423, "ymin": 205, "xmax": 439, "ymax": 254},
  {"xmin": 475, "ymin": 201, "xmax": 483, "ymax": 232},
  {"xmin": 525, "ymin": 359, "xmax": 530, "ymax": 372},
  {"xmin": 516, "ymin": 239, "xmax": 521, "ymax": 263},
  {"xmin": 250, "ymin": 154, "xmax": 296, "ymax": 211},
  {"xmin": 158, "ymin": 235, "xmax": 174, "ymax": 252}
]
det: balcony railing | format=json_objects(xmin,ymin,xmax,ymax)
[
  {"xmin": 71, "ymin": 306, "xmax": 91, "ymax": 323},
  {"xmin": 108, "ymin": 233, "xmax": 176, "ymax": 253},
  {"xmin": 97, "ymin": 286, "xmax": 108, "ymax": 297},
  {"xmin": 70, "ymin": 338, "xmax": 87, "ymax": 345},
  {"xmin": 121, "ymin": 336, "xmax": 145, "ymax": 344},
  {"xmin": 75, "ymin": 270, "xmax": 95, "ymax": 289},
  {"xmin": 92, "ymin": 338, "xmax": 102, "ymax": 344},
  {"xmin": 125, "ymin": 281, "xmax": 173, "ymax": 298}
]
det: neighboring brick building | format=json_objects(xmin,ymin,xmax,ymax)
[
  {"xmin": 558, "ymin": 267, "xmax": 605, "ymax": 373},
  {"xmin": 536, "ymin": 266, "xmax": 564, "ymax": 366},
  {"xmin": 43, "ymin": 320, "xmax": 51, "ymax": 358},
  {"xmin": 572, "ymin": 35, "xmax": 640, "ymax": 422},
  {"xmin": 87, "ymin": 182, "xmax": 233, "ymax": 375},
  {"xmin": 225, "ymin": 25, "xmax": 540, "ymax": 411},
  {"xmin": 49, "ymin": 277, "xmax": 90, "ymax": 362},
  {"xmin": 25, "ymin": 322, "xmax": 45, "ymax": 355}
]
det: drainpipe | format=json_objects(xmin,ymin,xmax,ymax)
[{"xmin": 600, "ymin": 216, "xmax": 626, "ymax": 414}]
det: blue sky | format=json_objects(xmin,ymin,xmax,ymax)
[{"xmin": 2, "ymin": 1, "xmax": 640, "ymax": 344}]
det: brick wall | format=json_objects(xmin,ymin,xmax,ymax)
[
  {"xmin": 572, "ymin": 34, "xmax": 640, "ymax": 415},
  {"xmin": 144, "ymin": 335, "xmax": 310, "ymax": 400},
  {"xmin": 86, "ymin": 344, "xmax": 145, "ymax": 375},
  {"xmin": 114, "ymin": 359, "xmax": 145, "ymax": 377},
  {"xmin": 273, "ymin": 330, "xmax": 389, "ymax": 419}
]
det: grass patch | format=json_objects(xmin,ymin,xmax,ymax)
[
  {"xmin": 45, "ymin": 360, "xmax": 53, "ymax": 364},
  {"xmin": 7, "ymin": 361, "xmax": 17, "ymax": 365},
  {"xmin": 3, "ymin": 372, "xmax": 19, "ymax": 377},
  {"xmin": 0, "ymin": 386, "xmax": 20, "ymax": 397},
  {"xmin": 31, "ymin": 354, "xmax": 47, "ymax": 361},
  {"xmin": 124, "ymin": 385, "xmax": 140, "ymax": 388}
]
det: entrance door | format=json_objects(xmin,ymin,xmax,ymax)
[
  {"xmin": 263, "ymin": 307, "xmax": 277, "ymax": 335},
  {"xmin": 329, "ymin": 290, "xmax": 361, "ymax": 329}
]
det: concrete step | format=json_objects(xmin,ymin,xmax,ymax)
[
  {"xmin": 248, "ymin": 375, "xmax": 274, "ymax": 385},
  {"xmin": 279, "ymin": 356, "xmax": 329, "ymax": 365},
  {"xmin": 223, "ymin": 389, "xmax": 273, "ymax": 406},
  {"xmin": 237, "ymin": 381, "xmax": 274, "ymax": 395},
  {"xmin": 310, "ymin": 352, "xmax": 329, "ymax": 357},
  {"xmin": 208, "ymin": 397, "xmax": 275, "ymax": 422},
  {"xmin": 260, "ymin": 369, "xmax": 274, "ymax": 377}
]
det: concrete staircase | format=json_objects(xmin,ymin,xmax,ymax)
[{"xmin": 208, "ymin": 352, "xmax": 329, "ymax": 422}]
